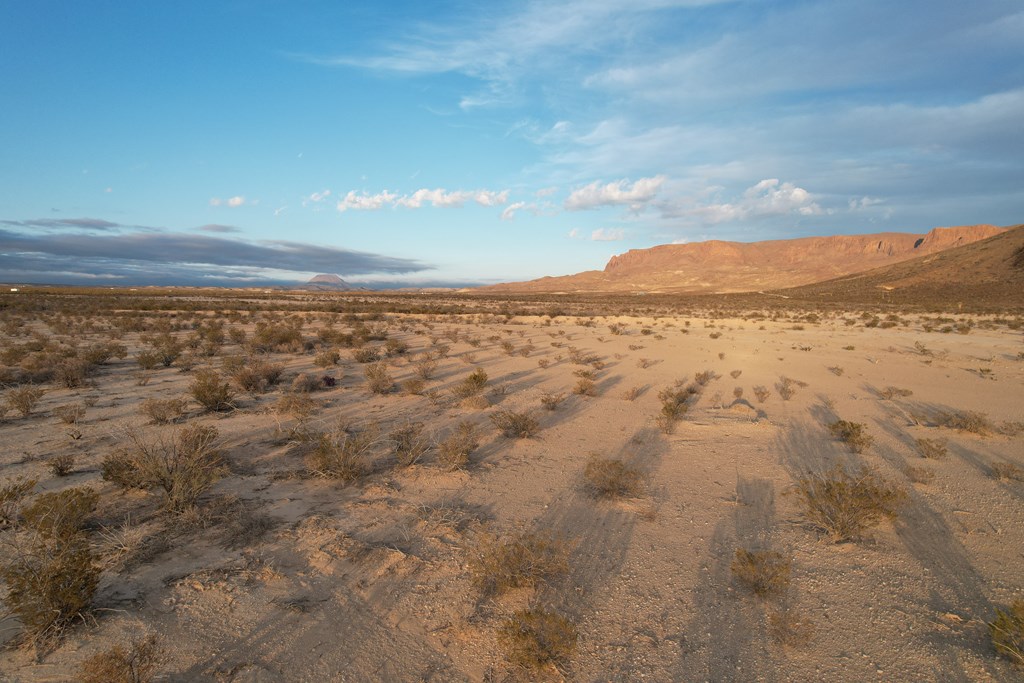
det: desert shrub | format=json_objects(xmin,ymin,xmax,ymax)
[
  {"xmin": 384, "ymin": 338, "xmax": 408, "ymax": 356},
  {"xmin": 989, "ymin": 600, "xmax": 1024, "ymax": 667},
  {"xmin": 540, "ymin": 392, "xmax": 565, "ymax": 410},
  {"xmin": 451, "ymin": 368, "xmax": 488, "ymax": 399},
  {"xmin": 621, "ymin": 386, "xmax": 642, "ymax": 401},
  {"xmin": 827, "ymin": 366, "xmax": 844, "ymax": 377},
  {"xmin": 935, "ymin": 410, "xmax": 993, "ymax": 435},
  {"xmin": 731, "ymin": 548, "xmax": 791, "ymax": 597},
  {"xmin": 291, "ymin": 372, "xmax": 323, "ymax": 393},
  {"xmin": 139, "ymin": 397, "xmax": 188, "ymax": 425},
  {"xmin": 916, "ymin": 437, "xmax": 948, "ymax": 459},
  {"xmin": 230, "ymin": 359, "xmax": 283, "ymax": 393},
  {"xmin": 730, "ymin": 369, "xmax": 742, "ymax": 379},
  {"xmin": 791, "ymin": 466, "xmax": 906, "ymax": 542},
  {"xmin": 827, "ymin": 420, "xmax": 873, "ymax": 453},
  {"xmin": 572, "ymin": 378, "xmax": 597, "ymax": 396},
  {"xmin": 249, "ymin": 322, "xmax": 303, "ymax": 353},
  {"xmin": 657, "ymin": 384, "xmax": 694, "ymax": 434},
  {"xmin": 54, "ymin": 359, "xmax": 91, "ymax": 388},
  {"xmin": 469, "ymin": 531, "xmax": 569, "ymax": 597},
  {"xmin": 694, "ymin": 370, "xmax": 717, "ymax": 386},
  {"xmin": 879, "ymin": 386, "xmax": 913, "ymax": 400},
  {"xmin": 53, "ymin": 403, "xmax": 85, "ymax": 424},
  {"xmin": 313, "ymin": 349, "xmax": 341, "ymax": 368},
  {"xmin": 48, "ymin": 453, "xmax": 75, "ymax": 477},
  {"xmin": 903, "ymin": 465, "xmax": 934, "ymax": 484},
  {"xmin": 6, "ymin": 385, "xmax": 45, "ymax": 417},
  {"xmin": 135, "ymin": 350, "xmax": 160, "ymax": 371},
  {"xmin": 364, "ymin": 362, "xmax": 394, "ymax": 394},
  {"xmin": 1, "ymin": 530, "xmax": 99, "ymax": 645},
  {"xmin": 491, "ymin": 410, "xmax": 539, "ymax": 439},
  {"xmin": 119, "ymin": 424, "xmax": 223, "ymax": 512},
  {"xmin": 390, "ymin": 423, "xmax": 431, "ymax": 467},
  {"xmin": 305, "ymin": 426, "xmax": 378, "ymax": 481},
  {"xmin": 413, "ymin": 354, "xmax": 439, "ymax": 381},
  {"xmin": 78, "ymin": 633, "xmax": 163, "ymax": 683},
  {"xmin": 499, "ymin": 607, "xmax": 577, "ymax": 671},
  {"xmin": 80, "ymin": 342, "xmax": 127, "ymax": 366},
  {"xmin": 352, "ymin": 347, "xmax": 380, "ymax": 363},
  {"xmin": 777, "ymin": 377, "xmax": 797, "ymax": 401},
  {"xmin": 583, "ymin": 458, "xmax": 642, "ymax": 498},
  {"xmin": 437, "ymin": 421, "xmax": 478, "ymax": 470},
  {"xmin": 753, "ymin": 385, "xmax": 770, "ymax": 403},
  {"xmin": 1, "ymin": 477, "xmax": 37, "ymax": 527},
  {"xmin": 992, "ymin": 462, "xmax": 1024, "ymax": 482},
  {"xmin": 402, "ymin": 377, "xmax": 426, "ymax": 395},
  {"xmin": 20, "ymin": 487, "xmax": 98, "ymax": 540},
  {"xmin": 188, "ymin": 369, "xmax": 235, "ymax": 412}
]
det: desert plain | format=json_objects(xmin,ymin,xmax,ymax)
[{"xmin": 0, "ymin": 288, "xmax": 1022, "ymax": 682}]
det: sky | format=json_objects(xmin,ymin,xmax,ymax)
[{"xmin": 1, "ymin": 1, "xmax": 1022, "ymax": 288}]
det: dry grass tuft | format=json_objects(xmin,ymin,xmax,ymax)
[
  {"xmin": 731, "ymin": 548, "xmax": 791, "ymax": 597},
  {"xmin": 915, "ymin": 437, "xmax": 948, "ymax": 459},
  {"xmin": 469, "ymin": 530, "xmax": 569, "ymax": 597},
  {"xmin": 437, "ymin": 421, "xmax": 478, "ymax": 470},
  {"xmin": 451, "ymin": 368, "xmax": 488, "ymax": 399},
  {"xmin": 498, "ymin": 607, "xmax": 578, "ymax": 671},
  {"xmin": 306, "ymin": 425, "xmax": 379, "ymax": 481},
  {"xmin": 903, "ymin": 464, "xmax": 935, "ymax": 485},
  {"xmin": 390, "ymin": 423, "xmax": 431, "ymax": 467},
  {"xmin": 767, "ymin": 606, "xmax": 815, "ymax": 648},
  {"xmin": 583, "ymin": 458, "xmax": 643, "ymax": 498},
  {"xmin": 991, "ymin": 462, "xmax": 1024, "ymax": 482},
  {"xmin": 879, "ymin": 386, "xmax": 914, "ymax": 400},
  {"xmin": 364, "ymin": 362, "xmax": 394, "ymax": 394},
  {"xmin": 5, "ymin": 385, "xmax": 45, "ymax": 417},
  {"xmin": 791, "ymin": 466, "xmax": 907, "ymax": 542},
  {"xmin": 989, "ymin": 600, "xmax": 1024, "ymax": 667},
  {"xmin": 827, "ymin": 419, "xmax": 874, "ymax": 453},
  {"xmin": 540, "ymin": 392, "xmax": 566, "ymax": 410},
  {"xmin": 78, "ymin": 633, "xmax": 162, "ymax": 683},
  {"xmin": 935, "ymin": 410, "xmax": 994, "ymax": 435},
  {"xmin": 491, "ymin": 410, "xmax": 540, "ymax": 438}
]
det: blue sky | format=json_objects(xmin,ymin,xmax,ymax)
[{"xmin": 1, "ymin": 0, "xmax": 1022, "ymax": 287}]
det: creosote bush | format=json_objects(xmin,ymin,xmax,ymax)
[
  {"xmin": 1, "ymin": 477, "xmax": 37, "ymax": 527},
  {"xmin": 540, "ymin": 392, "xmax": 565, "ymax": 411},
  {"xmin": 364, "ymin": 362, "xmax": 394, "ymax": 394},
  {"xmin": 491, "ymin": 410, "xmax": 539, "ymax": 439},
  {"xmin": 989, "ymin": 600, "xmax": 1024, "ymax": 667},
  {"xmin": 791, "ymin": 466, "xmax": 906, "ymax": 542},
  {"xmin": 306, "ymin": 426, "xmax": 379, "ymax": 481},
  {"xmin": 451, "ymin": 368, "xmax": 488, "ymax": 399},
  {"xmin": 1, "ymin": 486, "xmax": 100, "ymax": 646},
  {"xmin": 583, "ymin": 458, "xmax": 643, "ymax": 498},
  {"xmin": 112, "ymin": 424, "xmax": 223, "ymax": 513},
  {"xmin": 572, "ymin": 377, "xmax": 597, "ymax": 396},
  {"xmin": 437, "ymin": 421, "xmax": 478, "ymax": 470},
  {"xmin": 498, "ymin": 607, "xmax": 578, "ymax": 671},
  {"xmin": 827, "ymin": 419, "xmax": 874, "ymax": 453},
  {"xmin": 469, "ymin": 530, "xmax": 569, "ymax": 597},
  {"xmin": 731, "ymin": 548, "xmax": 791, "ymax": 598},
  {"xmin": 390, "ymin": 423, "xmax": 430, "ymax": 467},
  {"xmin": 78, "ymin": 633, "xmax": 163, "ymax": 683},
  {"xmin": 5, "ymin": 385, "xmax": 45, "ymax": 417},
  {"xmin": 139, "ymin": 397, "xmax": 188, "ymax": 425},
  {"xmin": 48, "ymin": 453, "xmax": 75, "ymax": 477},
  {"xmin": 188, "ymin": 369, "xmax": 235, "ymax": 412},
  {"xmin": 935, "ymin": 410, "xmax": 993, "ymax": 435}
]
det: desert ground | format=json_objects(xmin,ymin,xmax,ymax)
[{"xmin": 1, "ymin": 290, "xmax": 1022, "ymax": 681}]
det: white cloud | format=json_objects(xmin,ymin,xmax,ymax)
[
  {"xmin": 337, "ymin": 190, "xmax": 398, "ymax": 212},
  {"xmin": 308, "ymin": 190, "xmax": 331, "ymax": 202},
  {"xmin": 338, "ymin": 188, "xmax": 510, "ymax": 212},
  {"xmin": 535, "ymin": 186, "xmax": 558, "ymax": 197},
  {"xmin": 848, "ymin": 196, "xmax": 884, "ymax": 211},
  {"xmin": 209, "ymin": 198, "xmax": 222, "ymax": 207},
  {"xmin": 591, "ymin": 228, "xmax": 625, "ymax": 241},
  {"xmin": 501, "ymin": 201, "xmax": 527, "ymax": 220},
  {"xmin": 227, "ymin": 196, "xmax": 246, "ymax": 207},
  {"xmin": 565, "ymin": 175, "xmax": 666, "ymax": 210},
  {"xmin": 567, "ymin": 228, "xmax": 580, "ymax": 239},
  {"xmin": 680, "ymin": 178, "xmax": 822, "ymax": 223}
]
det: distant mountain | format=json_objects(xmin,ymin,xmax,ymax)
[
  {"xmin": 300, "ymin": 274, "xmax": 356, "ymax": 291},
  {"xmin": 480, "ymin": 224, "xmax": 1006, "ymax": 294},
  {"xmin": 773, "ymin": 223, "xmax": 1024, "ymax": 309}
]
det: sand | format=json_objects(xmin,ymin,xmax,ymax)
[{"xmin": 1, "ymin": 303, "xmax": 1023, "ymax": 681}]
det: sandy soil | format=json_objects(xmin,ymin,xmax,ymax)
[{"xmin": 1, "ymin": 305, "xmax": 1023, "ymax": 681}]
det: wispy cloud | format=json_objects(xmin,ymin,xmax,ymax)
[
  {"xmin": 337, "ymin": 188, "xmax": 509, "ymax": 212},
  {"xmin": 209, "ymin": 196, "xmax": 247, "ymax": 208},
  {"xmin": 590, "ymin": 228, "xmax": 625, "ymax": 241},
  {"xmin": 565, "ymin": 175, "xmax": 665, "ymax": 211},
  {"xmin": 660, "ymin": 178, "xmax": 823, "ymax": 224},
  {"xmin": 2, "ymin": 217, "xmax": 127, "ymax": 231},
  {"xmin": 195, "ymin": 224, "xmax": 241, "ymax": 233}
]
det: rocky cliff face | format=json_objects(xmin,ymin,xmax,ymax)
[{"xmin": 484, "ymin": 224, "xmax": 1005, "ymax": 294}]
